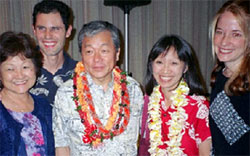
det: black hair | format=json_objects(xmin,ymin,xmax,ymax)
[
  {"xmin": 145, "ymin": 34, "xmax": 207, "ymax": 96},
  {"xmin": 0, "ymin": 31, "xmax": 43, "ymax": 89},
  {"xmin": 32, "ymin": 0, "xmax": 71, "ymax": 30}
]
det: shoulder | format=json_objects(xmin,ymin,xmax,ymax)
[
  {"xmin": 57, "ymin": 79, "xmax": 74, "ymax": 93},
  {"xmin": 126, "ymin": 76, "xmax": 141, "ymax": 88},
  {"xmin": 188, "ymin": 95, "xmax": 209, "ymax": 109},
  {"xmin": 32, "ymin": 95, "xmax": 50, "ymax": 105},
  {"xmin": 125, "ymin": 76, "xmax": 144, "ymax": 111},
  {"xmin": 54, "ymin": 79, "xmax": 74, "ymax": 105},
  {"xmin": 0, "ymin": 103, "xmax": 6, "ymax": 124},
  {"xmin": 185, "ymin": 94, "xmax": 209, "ymax": 113},
  {"xmin": 186, "ymin": 94, "xmax": 209, "ymax": 119},
  {"xmin": 68, "ymin": 57, "xmax": 77, "ymax": 66},
  {"xmin": 32, "ymin": 94, "xmax": 52, "ymax": 112},
  {"xmin": 63, "ymin": 52, "xmax": 77, "ymax": 67},
  {"xmin": 54, "ymin": 79, "xmax": 75, "ymax": 108},
  {"xmin": 126, "ymin": 76, "xmax": 143, "ymax": 96},
  {"xmin": 187, "ymin": 94, "xmax": 209, "ymax": 106}
]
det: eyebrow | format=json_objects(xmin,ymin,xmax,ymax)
[
  {"xmin": 84, "ymin": 43, "xmax": 109, "ymax": 48},
  {"xmin": 35, "ymin": 25, "xmax": 63, "ymax": 29},
  {"xmin": 216, "ymin": 27, "xmax": 242, "ymax": 32}
]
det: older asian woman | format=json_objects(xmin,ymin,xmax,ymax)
[{"xmin": 0, "ymin": 31, "xmax": 54, "ymax": 155}]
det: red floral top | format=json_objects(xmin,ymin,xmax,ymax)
[{"xmin": 159, "ymin": 90, "xmax": 211, "ymax": 155}]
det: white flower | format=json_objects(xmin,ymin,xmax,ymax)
[{"xmin": 148, "ymin": 79, "xmax": 189, "ymax": 156}]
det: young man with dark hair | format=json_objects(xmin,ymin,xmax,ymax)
[{"xmin": 30, "ymin": 0, "xmax": 77, "ymax": 104}]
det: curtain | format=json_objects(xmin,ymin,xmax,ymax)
[{"xmin": 0, "ymin": 0, "xmax": 227, "ymax": 92}]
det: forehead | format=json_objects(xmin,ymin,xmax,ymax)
[
  {"xmin": 35, "ymin": 12, "xmax": 64, "ymax": 26},
  {"xmin": 157, "ymin": 46, "xmax": 178, "ymax": 58},
  {"xmin": 82, "ymin": 31, "xmax": 114, "ymax": 46},
  {"xmin": 217, "ymin": 12, "xmax": 241, "ymax": 29},
  {"xmin": 1, "ymin": 55, "xmax": 32, "ymax": 65}
]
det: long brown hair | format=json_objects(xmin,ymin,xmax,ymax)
[{"xmin": 209, "ymin": 0, "xmax": 250, "ymax": 95}]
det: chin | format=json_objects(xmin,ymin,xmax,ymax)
[{"xmin": 218, "ymin": 57, "xmax": 230, "ymax": 63}]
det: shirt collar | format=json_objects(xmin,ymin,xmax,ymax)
[{"xmin": 85, "ymin": 71, "xmax": 114, "ymax": 91}]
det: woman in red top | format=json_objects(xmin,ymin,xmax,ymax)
[{"xmin": 139, "ymin": 35, "xmax": 211, "ymax": 156}]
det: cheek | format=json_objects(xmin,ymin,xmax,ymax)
[
  {"xmin": 28, "ymin": 68, "xmax": 36, "ymax": 78},
  {"xmin": 235, "ymin": 40, "xmax": 246, "ymax": 49},
  {"xmin": 82, "ymin": 55, "xmax": 91, "ymax": 65},
  {"xmin": 58, "ymin": 35, "xmax": 66, "ymax": 42},
  {"xmin": 30, "ymin": 73, "xmax": 36, "ymax": 80},
  {"xmin": 35, "ymin": 32, "xmax": 43, "ymax": 39},
  {"xmin": 152, "ymin": 63, "xmax": 159, "ymax": 73},
  {"xmin": 104, "ymin": 54, "xmax": 116, "ymax": 66},
  {"xmin": 0, "ymin": 73, "xmax": 11, "ymax": 85},
  {"xmin": 213, "ymin": 37, "xmax": 220, "ymax": 47},
  {"xmin": 174, "ymin": 66, "xmax": 185, "ymax": 76},
  {"xmin": 81, "ymin": 53, "xmax": 88, "ymax": 62}
]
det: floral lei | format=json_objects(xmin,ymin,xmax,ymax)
[
  {"xmin": 148, "ymin": 79, "xmax": 189, "ymax": 156},
  {"xmin": 72, "ymin": 62, "xmax": 130, "ymax": 147}
]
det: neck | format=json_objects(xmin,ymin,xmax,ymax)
[
  {"xmin": 224, "ymin": 61, "xmax": 241, "ymax": 78},
  {"xmin": 91, "ymin": 74, "xmax": 112, "ymax": 92},
  {"xmin": 42, "ymin": 52, "xmax": 64, "ymax": 74},
  {"xmin": 161, "ymin": 86, "xmax": 173, "ymax": 99},
  {"xmin": 1, "ymin": 89, "xmax": 29, "ymax": 99},
  {"xmin": 1, "ymin": 89, "xmax": 33, "ymax": 112},
  {"xmin": 161, "ymin": 88, "xmax": 173, "ymax": 109}
]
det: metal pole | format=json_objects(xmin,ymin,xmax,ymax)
[{"xmin": 124, "ymin": 12, "xmax": 129, "ymax": 73}]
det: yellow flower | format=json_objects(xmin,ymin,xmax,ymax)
[{"xmin": 148, "ymin": 79, "xmax": 189, "ymax": 155}]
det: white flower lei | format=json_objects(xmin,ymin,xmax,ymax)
[{"xmin": 148, "ymin": 79, "xmax": 190, "ymax": 156}]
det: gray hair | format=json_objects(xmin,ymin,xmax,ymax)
[{"xmin": 78, "ymin": 20, "xmax": 120, "ymax": 53}]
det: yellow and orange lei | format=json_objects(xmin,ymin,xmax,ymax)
[
  {"xmin": 72, "ymin": 62, "xmax": 130, "ymax": 147},
  {"xmin": 148, "ymin": 79, "xmax": 189, "ymax": 156}
]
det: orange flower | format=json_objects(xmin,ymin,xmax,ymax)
[{"xmin": 73, "ymin": 62, "xmax": 131, "ymax": 146}]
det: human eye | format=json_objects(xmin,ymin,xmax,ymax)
[
  {"xmin": 85, "ymin": 49, "xmax": 93, "ymax": 54},
  {"xmin": 23, "ymin": 65, "xmax": 30, "ymax": 69},
  {"xmin": 51, "ymin": 27, "xmax": 61, "ymax": 32},
  {"xmin": 232, "ymin": 32, "xmax": 243, "ymax": 38},
  {"xmin": 101, "ymin": 49, "xmax": 109, "ymax": 53},
  {"xmin": 7, "ymin": 68, "xmax": 14, "ymax": 71},
  {"xmin": 36, "ymin": 26, "xmax": 46, "ymax": 32},
  {"xmin": 5, "ymin": 66, "xmax": 14, "ymax": 71},
  {"xmin": 171, "ymin": 61, "xmax": 179, "ymax": 65},
  {"xmin": 155, "ymin": 60, "xmax": 163, "ymax": 64},
  {"xmin": 215, "ymin": 29, "xmax": 223, "ymax": 35}
]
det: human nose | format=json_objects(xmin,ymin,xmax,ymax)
[
  {"xmin": 44, "ymin": 29, "xmax": 52, "ymax": 39},
  {"xmin": 163, "ymin": 64, "xmax": 170, "ymax": 74},
  {"xmin": 15, "ymin": 69, "xmax": 25, "ymax": 79},
  {"xmin": 221, "ymin": 34, "xmax": 231, "ymax": 46},
  {"xmin": 94, "ymin": 52, "xmax": 101, "ymax": 62}
]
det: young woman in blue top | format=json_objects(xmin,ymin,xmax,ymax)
[{"xmin": 0, "ymin": 31, "xmax": 54, "ymax": 156}]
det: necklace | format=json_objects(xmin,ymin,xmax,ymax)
[
  {"xmin": 72, "ymin": 62, "xmax": 130, "ymax": 147},
  {"xmin": 148, "ymin": 79, "xmax": 189, "ymax": 156}
]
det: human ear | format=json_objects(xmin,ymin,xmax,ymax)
[
  {"xmin": 66, "ymin": 25, "xmax": 73, "ymax": 38},
  {"xmin": 116, "ymin": 48, "xmax": 120, "ymax": 62}
]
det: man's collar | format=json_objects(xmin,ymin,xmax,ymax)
[{"xmin": 86, "ymin": 72, "xmax": 114, "ymax": 90}]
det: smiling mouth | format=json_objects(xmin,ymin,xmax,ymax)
[
  {"xmin": 219, "ymin": 48, "xmax": 233, "ymax": 54},
  {"xmin": 43, "ymin": 42, "xmax": 56, "ymax": 48},
  {"xmin": 160, "ymin": 76, "xmax": 171, "ymax": 81},
  {"xmin": 14, "ymin": 80, "xmax": 27, "ymax": 85}
]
